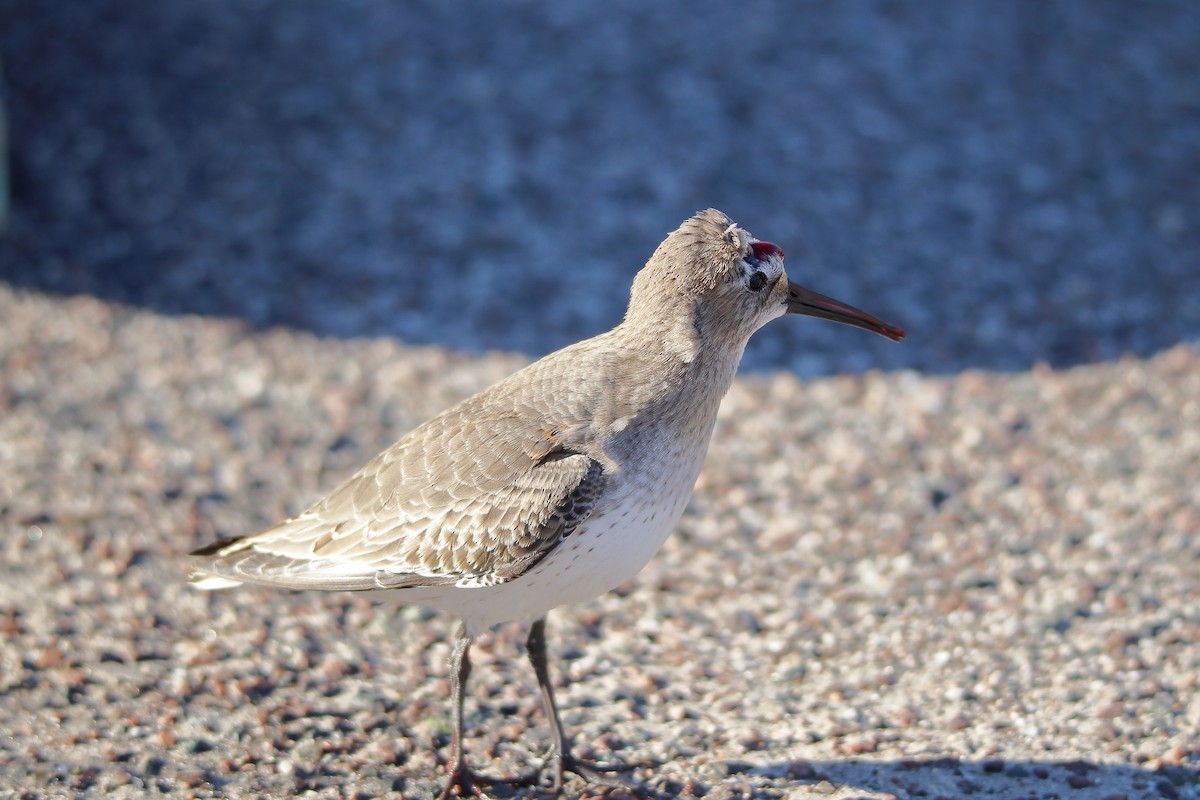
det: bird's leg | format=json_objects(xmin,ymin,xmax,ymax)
[
  {"xmin": 526, "ymin": 617, "xmax": 644, "ymax": 794},
  {"xmin": 439, "ymin": 622, "xmax": 486, "ymax": 799},
  {"xmin": 439, "ymin": 622, "xmax": 541, "ymax": 798}
]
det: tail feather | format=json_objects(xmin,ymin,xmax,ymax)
[
  {"xmin": 189, "ymin": 535, "xmax": 249, "ymax": 557},
  {"xmin": 188, "ymin": 535, "xmax": 253, "ymax": 590},
  {"xmin": 189, "ymin": 573, "xmax": 245, "ymax": 590}
]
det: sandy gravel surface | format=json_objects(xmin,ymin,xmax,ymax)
[
  {"xmin": 2, "ymin": 2, "xmax": 1199, "ymax": 798},
  {"xmin": 1, "ymin": 285, "xmax": 1197, "ymax": 800}
]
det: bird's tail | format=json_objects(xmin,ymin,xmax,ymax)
[
  {"xmin": 188, "ymin": 573, "xmax": 245, "ymax": 590},
  {"xmin": 188, "ymin": 535, "xmax": 250, "ymax": 590}
]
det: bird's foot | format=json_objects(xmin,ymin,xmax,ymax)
[
  {"xmin": 542, "ymin": 752, "xmax": 647, "ymax": 796},
  {"xmin": 439, "ymin": 762, "xmax": 543, "ymax": 799},
  {"xmin": 438, "ymin": 763, "xmax": 482, "ymax": 800}
]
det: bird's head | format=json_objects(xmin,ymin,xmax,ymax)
[{"xmin": 628, "ymin": 209, "xmax": 905, "ymax": 348}]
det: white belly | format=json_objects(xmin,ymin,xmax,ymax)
[{"xmin": 413, "ymin": 449, "xmax": 704, "ymax": 635}]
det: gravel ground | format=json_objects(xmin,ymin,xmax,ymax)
[
  {"xmin": 2, "ymin": 2, "xmax": 1199, "ymax": 799},
  {"xmin": 1, "ymin": 285, "xmax": 1197, "ymax": 799}
]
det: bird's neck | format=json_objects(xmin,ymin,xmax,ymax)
[
  {"xmin": 616, "ymin": 301, "xmax": 749, "ymax": 368},
  {"xmin": 608, "ymin": 311, "xmax": 748, "ymax": 421}
]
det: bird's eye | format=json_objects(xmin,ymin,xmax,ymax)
[{"xmin": 747, "ymin": 271, "xmax": 768, "ymax": 292}]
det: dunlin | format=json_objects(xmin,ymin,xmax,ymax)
[{"xmin": 189, "ymin": 209, "xmax": 904, "ymax": 797}]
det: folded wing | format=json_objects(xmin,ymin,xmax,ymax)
[{"xmin": 188, "ymin": 406, "xmax": 605, "ymax": 592}]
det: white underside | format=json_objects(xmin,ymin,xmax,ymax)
[{"xmin": 395, "ymin": 475, "xmax": 697, "ymax": 636}]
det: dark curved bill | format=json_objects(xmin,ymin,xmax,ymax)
[{"xmin": 786, "ymin": 281, "xmax": 906, "ymax": 342}]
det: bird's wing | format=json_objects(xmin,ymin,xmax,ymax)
[{"xmin": 188, "ymin": 405, "xmax": 605, "ymax": 592}]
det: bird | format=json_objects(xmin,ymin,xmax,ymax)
[{"xmin": 188, "ymin": 208, "xmax": 905, "ymax": 798}]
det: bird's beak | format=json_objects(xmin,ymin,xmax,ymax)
[{"xmin": 785, "ymin": 281, "xmax": 906, "ymax": 342}]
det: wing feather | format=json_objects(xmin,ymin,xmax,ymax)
[{"xmin": 188, "ymin": 402, "xmax": 605, "ymax": 593}]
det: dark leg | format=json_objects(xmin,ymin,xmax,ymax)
[
  {"xmin": 439, "ymin": 622, "xmax": 484, "ymax": 799},
  {"xmin": 439, "ymin": 622, "xmax": 542, "ymax": 798},
  {"xmin": 526, "ymin": 617, "xmax": 643, "ymax": 794}
]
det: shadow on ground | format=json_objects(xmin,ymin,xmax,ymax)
[
  {"xmin": 643, "ymin": 757, "xmax": 1196, "ymax": 800},
  {"xmin": 768, "ymin": 757, "xmax": 1192, "ymax": 800}
]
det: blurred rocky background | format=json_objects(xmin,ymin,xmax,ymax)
[{"xmin": 1, "ymin": 1, "xmax": 1196, "ymax": 375}]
